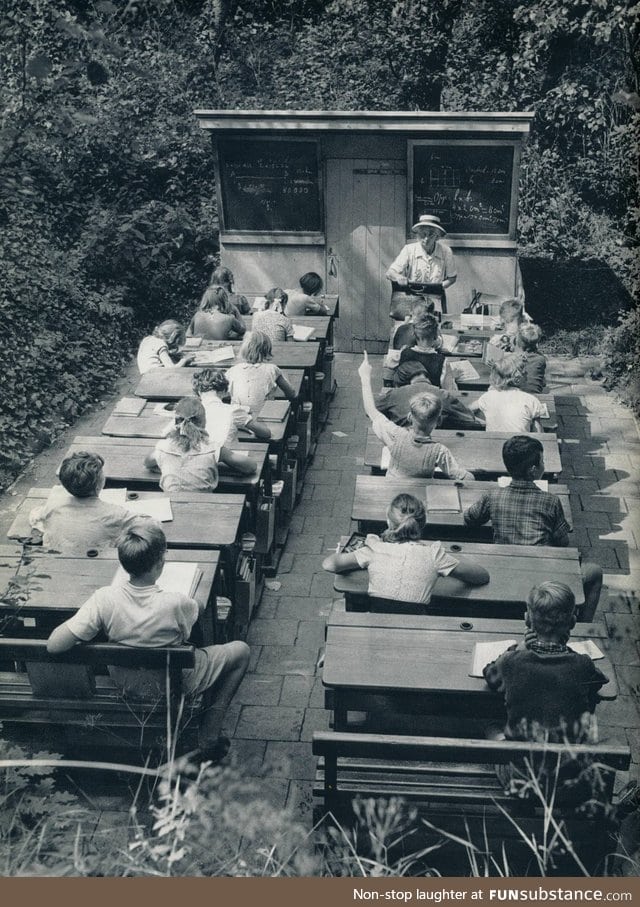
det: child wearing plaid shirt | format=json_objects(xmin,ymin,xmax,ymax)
[{"xmin": 463, "ymin": 435, "xmax": 603, "ymax": 617}]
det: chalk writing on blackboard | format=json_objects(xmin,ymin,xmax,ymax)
[
  {"xmin": 218, "ymin": 139, "xmax": 322, "ymax": 232},
  {"xmin": 412, "ymin": 145, "xmax": 515, "ymax": 235}
]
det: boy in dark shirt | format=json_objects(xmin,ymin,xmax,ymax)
[
  {"xmin": 483, "ymin": 581, "xmax": 608, "ymax": 743},
  {"xmin": 375, "ymin": 370, "xmax": 482, "ymax": 431},
  {"xmin": 463, "ymin": 435, "xmax": 603, "ymax": 618}
]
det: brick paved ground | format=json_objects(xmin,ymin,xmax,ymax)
[{"xmin": 0, "ymin": 353, "xmax": 638, "ymax": 833}]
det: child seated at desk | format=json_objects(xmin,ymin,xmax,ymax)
[
  {"xmin": 144, "ymin": 396, "xmax": 257, "ymax": 493},
  {"xmin": 483, "ymin": 582, "xmax": 608, "ymax": 745},
  {"xmin": 251, "ymin": 288, "xmax": 294, "ymax": 343},
  {"xmin": 375, "ymin": 369, "xmax": 482, "ymax": 431},
  {"xmin": 137, "ymin": 320, "xmax": 193, "ymax": 374},
  {"xmin": 470, "ymin": 354, "xmax": 544, "ymax": 433},
  {"xmin": 359, "ymin": 352, "xmax": 474, "ymax": 481},
  {"xmin": 209, "ymin": 266, "xmax": 251, "ymax": 316},
  {"xmin": 391, "ymin": 298, "xmax": 434, "ymax": 351},
  {"xmin": 463, "ymin": 435, "xmax": 603, "ymax": 617},
  {"xmin": 516, "ymin": 322, "xmax": 547, "ymax": 393},
  {"xmin": 47, "ymin": 519, "xmax": 250, "ymax": 762},
  {"xmin": 187, "ymin": 286, "xmax": 246, "ymax": 341},
  {"xmin": 29, "ymin": 451, "xmax": 137, "ymax": 554},
  {"xmin": 192, "ymin": 368, "xmax": 271, "ymax": 450},
  {"xmin": 487, "ymin": 299, "xmax": 526, "ymax": 354},
  {"xmin": 394, "ymin": 314, "xmax": 457, "ymax": 391},
  {"xmin": 227, "ymin": 331, "xmax": 297, "ymax": 414},
  {"xmin": 322, "ymin": 493, "xmax": 489, "ymax": 605},
  {"xmin": 285, "ymin": 272, "xmax": 329, "ymax": 316}
]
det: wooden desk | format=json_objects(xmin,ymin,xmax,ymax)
[
  {"xmin": 243, "ymin": 293, "xmax": 339, "ymax": 320},
  {"xmin": 243, "ymin": 315, "xmax": 332, "ymax": 346},
  {"xmin": 351, "ymin": 475, "xmax": 573, "ymax": 537},
  {"xmin": 189, "ymin": 339, "xmax": 320, "ymax": 373},
  {"xmin": 7, "ymin": 488, "xmax": 247, "ymax": 550},
  {"xmin": 0, "ymin": 548, "xmax": 221, "ymax": 643},
  {"xmin": 332, "ymin": 539, "xmax": 585, "ymax": 616},
  {"xmin": 65, "ymin": 436, "xmax": 270, "ymax": 500},
  {"xmin": 322, "ymin": 612, "xmax": 617, "ymax": 730},
  {"xmin": 135, "ymin": 367, "xmax": 306, "ymax": 406},
  {"xmin": 364, "ymin": 428, "xmax": 562, "ymax": 479},
  {"xmin": 102, "ymin": 398, "xmax": 291, "ymax": 465}
]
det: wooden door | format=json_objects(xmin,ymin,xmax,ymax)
[{"xmin": 325, "ymin": 159, "xmax": 406, "ymax": 353}]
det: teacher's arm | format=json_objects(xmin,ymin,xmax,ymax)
[{"xmin": 385, "ymin": 246, "xmax": 410, "ymax": 287}]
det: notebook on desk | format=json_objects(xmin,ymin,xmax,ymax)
[
  {"xmin": 124, "ymin": 496, "xmax": 173, "ymax": 523},
  {"xmin": 470, "ymin": 638, "xmax": 604, "ymax": 677},
  {"xmin": 111, "ymin": 561, "xmax": 201, "ymax": 597},
  {"xmin": 440, "ymin": 334, "xmax": 459, "ymax": 353},
  {"xmin": 258, "ymin": 400, "xmax": 290, "ymax": 422},
  {"xmin": 183, "ymin": 336, "xmax": 202, "ymax": 350},
  {"xmin": 193, "ymin": 346, "xmax": 235, "ymax": 365},
  {"xmin": 292, "ymin": 325, "xmax": 315, "ymax": 342},
  {"xmin": 449, "ymin": 359, "xmax": 480, "ymax": 382},
  {"xmin": 112, "ymin": 397, "xmax": 146, "ymax": 417},
  {"xmin": 425, "ymin": 484, "xmax": 461, "ymax": 512}
]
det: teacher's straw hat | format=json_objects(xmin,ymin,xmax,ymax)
[{"xmin": 411, "ymin": 214, "xmax": 446, "ymax": 235}]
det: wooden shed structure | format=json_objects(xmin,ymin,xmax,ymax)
[{"xmin": 195, "ymin": 110, "xmax": 535, "ymax": 353}]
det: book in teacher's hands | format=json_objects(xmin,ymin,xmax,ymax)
[
  {"xmin": 111, "ymin": 561, "xmax": 202, "ymax": 598},
  {"xmin": 470, "ymin": 638, "xmax": 605, "ymax": 677}
]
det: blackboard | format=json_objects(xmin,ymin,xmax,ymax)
[
  {"xmin": 217, "ymin": 139, "xmax": 322, "ymax": 233},
  {"xmin": 411, "ymin": 144, "xmax": 515, "ymax": 235}
]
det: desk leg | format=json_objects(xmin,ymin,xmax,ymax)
[{"xmin": 334, "ymin": 700, "xmax": 348, "ymax": 732}]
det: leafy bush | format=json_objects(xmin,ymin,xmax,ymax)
[{"xmin": 602, "ymin": 307, "xmax": 640, "ymax": 414}]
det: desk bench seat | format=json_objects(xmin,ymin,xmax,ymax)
[
  {"xmin": 0, "ymin": 638, "xmax": 200, "ymax": 755},
  {"xmin": 313, "ymin": 731, "xmax": 631, "ymax": 874}
]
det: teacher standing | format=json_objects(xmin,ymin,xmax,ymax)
[{"xmin": 385, "ymin": 214, "xmax": 457, "ymax": 321}]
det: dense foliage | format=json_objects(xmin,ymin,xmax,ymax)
[{"xmin": 1, "ymin": 0, "xmax": 638, "ymax": 491}]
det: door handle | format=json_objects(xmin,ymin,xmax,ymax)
[{"xmin": 328, "ymin": 248, "xmax": 338, "ymax": 277}]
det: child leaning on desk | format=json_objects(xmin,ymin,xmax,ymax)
[
  {"xmin": 46, "ymin": 519, "xmax": 250, "ymax": 763},
  {"xmin": 144, "ymin": 396, "xmax": 257, "ymax": 493},
  {"xmin": 470, "ymin": 353, "xmax": 544, "ymax": 433},
  {"xmin": 359, "ymin": 352, "xmax": 474, "ymax": 481},
  {"xmin": 192, "ymin": 368, "xmax": 271, "ymax": 450},
  {"xmin": 394, "ymin": 314, "xmax": 457, "ymax": 391},
  {"xmin": 463, "ymin": 435, "xmax": 603, "ymax": 618},
  {"xmin": 322, "ymin": 493, "xmax": 489, "ymax": 605},
  {"xmin": 251, "ymin": 288, "xmax": 294, "ymax": 343},
  {"xmin": 29, "ymin": 451, "xmax": 137, "ymax": 554},
  {"xmin": 137, "ymin": 320, "xmax": 194, "ymax": 374},
  {"xmin": 227, "ymin": 331, "xmax": 297, "ymax": 414}
]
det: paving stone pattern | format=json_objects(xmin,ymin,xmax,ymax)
[{"xmin": 0, "ymin": 355, "xmax": 638, "ymax": 827}]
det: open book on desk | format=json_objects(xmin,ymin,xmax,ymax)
[
  {"xmin": 470, "ymin": 638, "xmax": 605, "ymax": 677},
  {"xmin": 449, "ymin": 359, "xmax": 480, "ymax": 382},
  {"xmin": 112, "ymin": 561, "xmax": 202, "ymax": 598},
  {"xmin": 258, "ymin": 400, "xmax": 289, "ymax": 422},
  {"xmin": 192, "ymin": 346, "xmax": 235, "ymax": 365}
]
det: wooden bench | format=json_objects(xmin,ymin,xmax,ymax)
[
  {"xmin": 0, "ymin": 637, "xmax": 201, "ymax": 755},
  {"xmin": 312, "ymin": 731, "xmax": 631, "ymax": 874}
]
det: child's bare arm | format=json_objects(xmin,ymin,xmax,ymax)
[
  {"xmin": 219, "ymin": 447, "xmax": 258, "ymax": 475},
  {"xmin": 358, "ymin": 352, "xmax": 379, "ymax": 422},
  {"xmin": 322, "ymin": 551, "xmax": 362, "ymax": 574},
  {"xmin": 450, "ymin": 559, "xmax": 490, "ymax": 586},
  {"xmin": 47, "ymin": 623, "xmax": 80, "ymax": 654},
  {"xmin": 276, "ymin": 373, "xmax": 296, "ymax": 400},
  {"xmin": 245, "ymin": 418, "xmax": 271, "ymax": 440}
]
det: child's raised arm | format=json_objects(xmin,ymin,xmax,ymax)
[{"xmin": 358, "ymin": 352, "xmax": 379, "ymax": 422}]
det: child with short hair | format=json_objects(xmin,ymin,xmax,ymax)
[
  {"xmin": 29, "ymin": 451, "xmax": 137, "ymax": 554},
  {"xmin": 192, "ymin": 368, "xmax": 271, "ymax": 452},
  {"xmin": 285, "ymin": 272, "xmax": 329, "ymax": 316},
  {"xmin": 395, "ymin": 314, "xmax": 457, "ymax": 391},
  {"xmin": 358, "ymin": 352, "xmax": 474, "ymax": 481},
  {"xmin": 323, "ymin": 493, "xmax": 489, "ymax": 605},
  {"xmin": 209, "ymin": 266, "xmax": 251, "ymax": 315},
  {"xmin": 251, "ymin": 288, "xmax": 294, "ymax": 342},
  {"xmin": 516, "ymin": 322, "xmax": 547, "ymax": 393},
  {"xmin": 487, "ymin": 299, "xmax": 526, "ymax": 354},
  {"xmin": 463, "ymin": 435, "xmax": 603, "ymax": 617},
  {"xmin": 392, "ymin": 298, "xmax": 435, "ymax": 350},
  {"xmin": 483, "ymin": 582, "xmax": 608, "ymax": 743},
  {"xmin": 144, "ymin": 396, "xmax": 257, "ymax": 492},
  {"xmin": 227, "ymin": 331, "xmax": 297, "ymax": 414},
  {"xmin": 471, "ymin": 354, "xmax": 544, "ymax": 433},
  {"xmin": 47, "ymin": 519, "xmax": 250, "ymax": 761},
  {"xmin": 375, "ymin": 371, "xmax": 483, "ymax": 431},
  {"xmin": 188, "ymin": 286, "xmax": 246, "ymax": 341},
  {"xmin": 137, "ymin": 320, "xmax": 194, "ymax": 374}
]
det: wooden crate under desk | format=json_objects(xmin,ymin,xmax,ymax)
[
  {"xmin": 364, "ymin": 427, "xmax": 562, "ymax": 478},
  {"xmin": 7, "ymin": 487, "xmax": 247, "ymax": 550},
  {"xmin": 135, "ymin": 367, "xmax": 305, "ymax": 407},
  {"xmin": 352, "ymin": 475, "xmax": 573, "ymax": 536},
  {"xmin": 332, "ymin": 539, "xmax": 585, "ymax": 614}
]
